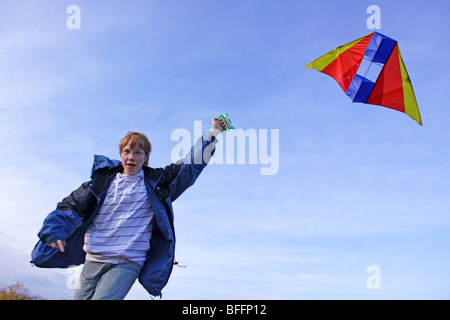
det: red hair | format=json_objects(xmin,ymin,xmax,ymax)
[{"xmin": 119, "ymin": 132, "xmax": 152, "ymax": 166}]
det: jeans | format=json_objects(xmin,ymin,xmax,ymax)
[{"xmin": 74, "ymin": 261, "xmax": 143, "ymax": 300}]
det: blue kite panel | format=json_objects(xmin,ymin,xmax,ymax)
[
  {"xmin": 364, "ymin": 32, "xmax": 397, "ymax": 64},
  {"xmin": 353, "ymin": 78, "xmax": 375, "ymax": 103},
  {"xmin": 372, "ymin": 38, "xmax": 397, "ymax": 64}
]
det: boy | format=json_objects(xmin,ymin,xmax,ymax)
[{"xmin": 32, "ymin": 118, "xmax": 225, "ymax": 299}]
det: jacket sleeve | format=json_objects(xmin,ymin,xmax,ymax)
[
  {"xmin": 166, "ymin": 130, "xmax": 218, "ymax": 202},
  {"xmin": 38, "ymin": 210, "xmax": 83, "ymax": 244},
  {"xmin": 37, "ymin": 181, "xmax": 93, "ymax": 244}
]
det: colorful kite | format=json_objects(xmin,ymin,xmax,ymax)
[{"xmin": 306, "ymin": 32, "xmax": 422, "ymax": 125}]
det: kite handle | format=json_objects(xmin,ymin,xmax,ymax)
[{"xmin": 218, "ymin": 113, "xmax": 234, "ymax": 131}]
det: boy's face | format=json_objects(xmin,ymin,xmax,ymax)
[{"xmin": 120, "ymin": 142, "xmax": 147, "ymax": 175}]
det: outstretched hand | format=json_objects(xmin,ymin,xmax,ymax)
[{"xmin": 211, "ymin": 117, "xmax": 226, "ymax": 135}]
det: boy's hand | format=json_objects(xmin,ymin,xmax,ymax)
[
  {"xmin": 48, "ymin": 239, "xmax": 66, "ymax": 252},
  {"xmin": 212, "ymin": 117, "xmax": 226, "ymax": 135}
]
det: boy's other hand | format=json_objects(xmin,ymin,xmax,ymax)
[{"xmin": 49, "ymin": 239, "xmax": 66, "ymax": 252}]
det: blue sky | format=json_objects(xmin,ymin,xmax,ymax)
[{"xmin": 0, "ymin": 0, "xmax": 449, "ymax": 299}]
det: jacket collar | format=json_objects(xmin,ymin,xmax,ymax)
[
  {"xmin": 91, "ymin": 155, "xmax": 163, "ymax": 188},
  {"xmin": 143, "ymin": 166, "xmax": 164, "ymax": 188}
]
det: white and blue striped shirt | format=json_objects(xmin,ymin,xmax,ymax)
[{"xmin": 83, "ymin": 170, "xmax": 154, "ymax": 265}]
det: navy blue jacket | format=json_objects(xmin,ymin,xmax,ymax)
[{"xmin": 31, "ymin": 133, "xmax": 217, "ymax": 297}]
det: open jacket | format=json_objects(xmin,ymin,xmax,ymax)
[{"xmin": 31, "ymin": 131, "xmax": 217, "ymax": 297}]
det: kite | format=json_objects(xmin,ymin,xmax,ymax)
[{"xmin": 306, "ymin": 32, "xmax": 422, "ymax": 125}]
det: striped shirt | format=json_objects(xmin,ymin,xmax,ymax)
[{"xmin": 83, "ymin": 170, "xmax": 154, "ymax": 265}]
